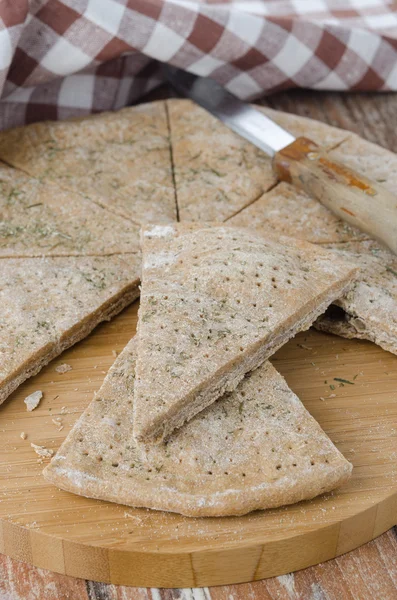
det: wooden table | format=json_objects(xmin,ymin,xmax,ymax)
[{"xmin": 1, "ymin": 88, "xmax": 397, "ymax": 600}]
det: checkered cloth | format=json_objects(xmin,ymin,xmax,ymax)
[{"xmin": 1, "ymin": 0, "xmax": 397, "ymax": 130}]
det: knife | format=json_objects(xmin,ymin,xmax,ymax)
[{"xmin": 164, "ymin": 66, "xmax": 397, "ymax": 255}]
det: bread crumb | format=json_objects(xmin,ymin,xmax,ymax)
[
  {"xmin": 24, "ymin": 390, "xmax": 43, "ymax": 411},
  {"xmin": 124, "ymin": 512, "xmax": 142, "ymax": 522},
  {"xmin": 20, "ymin": 432, "xmax": 27, "ymax": 440},
  {"xmin": 31, "ymin": 443, "xmax": 54, "ymax": 459},
  {"xmin": 60, "ymin": 406, "xmax": 67, "ymax": 414},
  {"xmin": 55, "ymin": 363, "xmax": 72, "ymax": 374},
  {"xmin": 112, "ymin": 350, "xmax": 118, "ymax": 358},
  {"xmin": 52, "ymin": 417, "xmax": 64, "ymax": 431}
]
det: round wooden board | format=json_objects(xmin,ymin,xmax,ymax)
[{"xmin": 0, "ymin": 300, "xmax": 397, "ymax": 588}]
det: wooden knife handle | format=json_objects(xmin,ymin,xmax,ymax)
[{"xmin": 273, "ymin": 137, "xmax": 397, "ymax": 255}]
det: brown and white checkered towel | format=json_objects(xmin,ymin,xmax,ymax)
[{"xmin": 1, "ymin": 0, "xmax": 397, "ymax": 130}]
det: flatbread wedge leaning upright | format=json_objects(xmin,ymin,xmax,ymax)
[
  {"xmin": 44, "ymin": 339, "xmax": 352, "ymax": 517},
  {"xmin": 133, "ymin": 223, "xmax": 358, "ymax": 442}
]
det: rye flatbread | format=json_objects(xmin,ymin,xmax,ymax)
[
  {"xmin": 314, "ymin": 240, "xmax": 397, "ymax": 355},
  {"xmin": 44, "ymin": 339, "xmax": 352, "ymax": 517},
  {"xmin": 229, "ymin": 181, "xmax": 368, "ymax": 244},
  {"xmin": 0, "ymin": 162, "xmax": 140, "ymax": 257},
  {"xmin": 167, "ymin": 99, "xmax": 275, "ymax": 222},
  {"xmin": 0, "ymin": 102, "xmax": 176, "ymax": 224},
  {"xmin": 167, "ymin": 100, "xmax": 349, "ymax": 223},
  {"xmin": 0, "ymin": 254, "xmax": 141, "ymax": 405},
  {"xmin": 134, "ymin": 223, "xmax": 357, "ymax": 442}
]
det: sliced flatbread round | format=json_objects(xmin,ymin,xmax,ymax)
[
  {"xmin": 134, "ymin": 223, "xmax": 357, "ymax": 442},
  {"xmin": 44, "ymin": 339, "xmax": 352, "ymax": 517}
]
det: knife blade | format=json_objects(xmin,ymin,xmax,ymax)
[{"xmin": 165, "ymin": 65, "xmax": 397, "ymax": 255}]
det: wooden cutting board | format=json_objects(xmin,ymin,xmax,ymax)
[
  {"xmin": 1, "ymin": 100, "xmax": 397, "ymax": 588},
  {"xmin": 0, "ymin": 299, "xmax": 396, "ymax": 588}
]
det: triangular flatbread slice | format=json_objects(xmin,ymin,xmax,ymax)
[
  {"xmin": 167, "ymin": 100, "xmax": 349, "ymax": 222},
  {"xmin": 167, "ymin": 100, "xmax": 275, "ymax": 222},
  {"xmin": 0, "ymin": 102, "xmax": 176, "ymax": 224},
  {"xmin": 43, "ymin": 339, "xmax": 352, "ymax": 517},
  {"xmin": 0, "ymin": 254, "xmax": 140, "ymax": 404},
  {"xmin": 314, "ymin": 240, "xmax": 397, "ymax": 355},
  {"xmin": 229, "ymin": 181, "xmax": 368, "ymax": 244},
  {"xmin": 134, "ymin": 223, "xmax": 357, "ymax": 442},
  {"xmin": 0, "ymin": 162, "xmax": 140, "ymax": 257}
]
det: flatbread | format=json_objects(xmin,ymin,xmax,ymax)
[
  {"xmin": 314, "ymin": 240, "xmax": 397, "ymax": 355},
  {"xmin": 229, "ymin": 181, "xmax": 368, "ymax": 244},
  {"xmin": 0, "ymin": 102, "xmax": 176, "ymax": 225},
  {"xmin": 167, "ymin": 99, "xmax": 275, "ymax": 222},
  {"xmin": 134, "ymin": 223, "xmax": 357, "ymax": 442},
  {"xmin": 0, "ymin": 162, "xmax": 140, "ymax": 257},
  {"xmin": 167, "ymin": 101, "xmax": 349, "ymax": 223},
  {"xmin": 0, "ymin": 254, "xmax": 141, "ymax": 404},
  {"xmin": 43, "ymin": 339, "xmax": 352, "ymax": 517}
]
